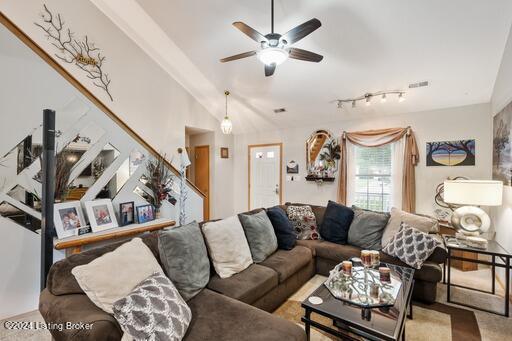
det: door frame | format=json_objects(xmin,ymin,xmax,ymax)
[
  {"xmin": 194, "ymin": 145, "xmax": 210, "ymax": 220},
  {"xmin": 248, "ymin": 143, "xmax": 283, "ymax": 210}
]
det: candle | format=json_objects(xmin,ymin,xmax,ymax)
[
  {"xmin": 370, "ymin": 283, "xmax": 379, "ymax": 298},
  {"xmin": 361, "ymin": 250, "xmax": 372, "ymax": 267},
  {"xmin": 370, "ymin": 251, "xmax": 380, "ymax": 267},
  {"xmin": 379, "ymin": 267, "xmax": 391, "ymax": 283},
  {"xmin": 342, "ymin": 260, "xmax": 353, "ymax": 276}
]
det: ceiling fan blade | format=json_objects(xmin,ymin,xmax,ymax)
[
  {"xmin": 265, "ymin": 63, "xmax": 276, "ymax": 77},
  {"xmin": 282, "ymin": 18, "xmax": 321, "ymax": 45},
  {"xmin": 220, "ymin": 51, "xmax": 257, "ymax": 63},
  {"xmin": 288, "ymin": 48, "xmax": 323, "ymax": 62},
  {"xmin": 233, "ymin": 22, "xmax": 267, "ymax": 43}
]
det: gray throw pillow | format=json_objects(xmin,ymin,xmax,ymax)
[
  {"xmin": 158, "ymin": 221, "xmax": 210, "ymax": 301},
  {"xmin": 383, "ymin": 223, "xmax": 442, "ymax": 269},
  {"xmin": 348, "ymin": 206, "xmax": 390, "ymax": 250},
  {"xmin": 113, "ymin": 272, "xmax": 192, "ymax": 341},
  {"xmin": 238, "ymin": 210, "xmax": 278, "ymax": 263}
]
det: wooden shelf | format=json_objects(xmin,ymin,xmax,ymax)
[
  {"xmin": 54, "ymin": 218, "xmax": 175, "ymax": 251},
  {"xmin": 305, "ymin": 175, "xmax": 335, "ymax": 182}
]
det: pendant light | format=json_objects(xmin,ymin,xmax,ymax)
[{"xmin": 221, "ymin": 90, "xmax": 233, "ymax": 135}]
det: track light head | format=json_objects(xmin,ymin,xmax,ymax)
[
  {"xmin": 381, "ymin": 94, "xmax": 387, "ymax": 103},
  {"xmin": 352, "ymin": 100, "xmax": 356, "ymax": 108},
  {"xmin": 337, "ymin": 100, "xmax": 343, "ymax": 109},
  {"xmin": 365, "ymin": 95, "xmax": 372, "ymax": 106},
  {"xmin": 398, "ymin": 92, "xmax": 405, "ymax": 102}
]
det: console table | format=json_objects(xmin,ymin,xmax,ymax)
[{"xmin": 54, "ymin": 218, "xmax": 175, "ymax": 255}]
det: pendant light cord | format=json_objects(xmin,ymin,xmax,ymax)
[
  {"xmin": 224, "ymin": 90, "xmax": 229, "ymax": 118},
  {"xmin": 271, "ymin": 0, "xmax": 274, "ymax": 33}
]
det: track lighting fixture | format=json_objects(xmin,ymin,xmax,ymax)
[{"xmin": 334, "ymin": 90, "xmax": 406, "ymax": 109}]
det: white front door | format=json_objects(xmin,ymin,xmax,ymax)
[{"xmin": 249, "ymin": 144, "xmax": 281, "ymax": 210}]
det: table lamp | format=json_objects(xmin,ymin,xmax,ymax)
[{"xmin": 443, "ymin": 180, "xmax": 503, "ymax": 236}]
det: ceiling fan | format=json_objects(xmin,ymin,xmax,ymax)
[{"xmin": 220, "ymin": 0, "xmax": 323, "ymax": 77}]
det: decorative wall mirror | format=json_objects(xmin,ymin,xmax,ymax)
[{"xmin": 306, "ymin": 130, "xmax": 340, "ymax": 182}]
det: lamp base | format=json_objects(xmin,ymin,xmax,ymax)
[{"xmin": 451, "ymin": 206, "xmax": 490, "ymax": 234}]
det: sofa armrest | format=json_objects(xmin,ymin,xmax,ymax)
[{"xmin": 39, "ymin": 289, "xmax": 122, "ymax": 341}]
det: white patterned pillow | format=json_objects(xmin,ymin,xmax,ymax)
[
  {"xmin": 287, "ymin": 205, "xmax": 319, "ymax": 240},
  {"xmin": 382, "ymin": 223, "xmax": 441, "ymax": 269},
  {"xmin": 113, "ymin": 272, "xmax": 192, "ymax": 341}
]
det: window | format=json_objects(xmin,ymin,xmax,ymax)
[{"xmin": 353, "ymin": 145, "xmax": 392, "ymax": 212}]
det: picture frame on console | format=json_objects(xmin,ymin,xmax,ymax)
[
  {"xmin": 136, "ymin": 204, "xmax": 155, "ymax": 224},
  {"xmin": 119, "ymin": 201, "xmax": 135, "ymax": 226},
  {"xmin": 85, "ymin": 199, "xmax": 119, "ymax": 232},
  {"xmin": 53, "ymin": 201, "xmax": 87, "ymax": 239}
]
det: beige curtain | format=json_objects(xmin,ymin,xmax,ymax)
[{"xmin": 337, "ymin": 127, "xmax": 419, "ymax": 212}]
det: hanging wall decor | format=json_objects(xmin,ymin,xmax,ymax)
[
  {"xmin": 426, "ymin": 140, "xmax": 475, "ymax": 166},
  {"xmin": 493, "ymin": 101, "xmax": 512, "ymax": 185},
  {"xmin": 35, "ymin": 5, "xmax": 113, "ymax": 101}
]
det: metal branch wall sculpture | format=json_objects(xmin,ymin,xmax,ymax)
[{"xmin": 35, "ymin": 4, "xmax": 113, "ymax": 101}]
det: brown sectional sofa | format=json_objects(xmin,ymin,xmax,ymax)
[{"xmin": 39, "ymin": 203, "xmax": 446, "ymax": 340}]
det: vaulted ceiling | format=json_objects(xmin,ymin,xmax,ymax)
[{"xmin": 99, "ymin": 0, "xmax": 512, "ymax": 133}]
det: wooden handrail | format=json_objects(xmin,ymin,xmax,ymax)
[
  {"xmin": 54, "ymin": 219, "xmax": 175, "ymax": 250},
  {"xmin": 0, "ymin": 12, "xmax": 205, "ymax": 199}
]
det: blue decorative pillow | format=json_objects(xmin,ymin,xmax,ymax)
[
  {"xmin": 266, "ymin": 207, "xmax": 296, "ymax": 250},
  {"xmin": 320, "ymin": 201, "xmax": 354, "ymax": 244}
]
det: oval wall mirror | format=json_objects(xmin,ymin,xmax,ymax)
[{"xmin": 306, "ymin": 130, "xmax": 339, "ymax": 181}]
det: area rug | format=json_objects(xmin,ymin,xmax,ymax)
[{"xmin": 272, "ymin": 275, "xmax": 490, "ymax": 341}]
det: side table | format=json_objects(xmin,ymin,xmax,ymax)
[{"xmin": 443, "ymin": 235, "xmax": 511, "ymax": 317}]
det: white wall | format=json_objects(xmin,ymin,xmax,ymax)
[
  {"xmin": 491, "ymin": 24, "xmax": 512, "ymax": 288},
  {"xmin": 233, "ymin": 103, "xmax": 492, "ymax": 216}
]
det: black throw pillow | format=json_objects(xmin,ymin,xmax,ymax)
[
  {"xmin": 266, "ymin": 207, "xmax": 296, "ymax": 250},
  {"xmin": 319, "ymin": 200, "xmax": 354, "ymax": 244}
]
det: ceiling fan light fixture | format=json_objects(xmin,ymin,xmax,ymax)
[{"xmin": 257, "ymin": 47, "xmax": 289, "ymax": 66}]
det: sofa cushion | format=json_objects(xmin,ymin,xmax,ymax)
[
  {"xmin": 202, "ymin": 216, "xmax": 253, "ymax": 278},
  {"xmin": 266, "ymin": 206, "xmax": 296, "ymax": 250},
  {"xmin": 47, "ymin": 234, "xmax": 160, "ymax": 296},
  {"xmin": 113, "ymin": 272, "xmax": 192, "ymax": 341},
  {"xmin": 284, "ymin": 203, "xmax": 327, "ymax": 226},
  {"xmin": 39, "ymin": 289, "xmax": 122, "ymax": 341},
  {"xmin": 382, "ymin": 207, "xmax": 439, "ymax": 247},
  {"xmin": 315, "ymin": 240, "xmax": 362, "ymax": 261},
  {"xmin": 239, "ymin": 210, "xmax": 278, "ymax": 263},
  {"xmin": 295, "ymin": 239, "xmax": 325, "ymax": 256},
  {"xmin": 207, "ymin": 264, "xmax": 278, "ymax": 304},
  {"xmin": 259, "ymin": 246, "xmax": 312, "ymax": 283},
  {"xmin": 383, "ymin": 223, "xmax": 442, "ymax": 269},
  {"xmin": 71, "ymin": 238, "xmax": 163, "ymax": 314},
  {"xmin": 287, "ymin": 205, "xmax": 319, "ymax": 240},
  {"xmin": 185, "ymin": 289, "xmax": 305, "ymax": 341},
  {"xmin": 158, "ymin": 221, "xmax": 210, "ymax": 301},
  {"xmin": 348, "ymin": 206, "xmax": 390, "ymax": 250},
  {"xmin": 319, "ymin": 201, "xmax": 354, "ymax": 244}
]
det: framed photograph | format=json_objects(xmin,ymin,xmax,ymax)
[
  {"xmin": 287, "ymin": 160, "xmax": 299, "ymax": 174},
  {"xmin": 119, "ymin": 201, "xmax": 135, "ymax": 226},
  {"xmin": 54, "ymin": 201, "xmax": 87, "ymax": 239},
  {"xmin": 136, "ymin": 204, "xmax": 155, "ymax": 224},
  {"xmin": 85, "ymin": 199, "xmax": 119, "ymax": 232},
  {"xmin": 220, "ymin": 147, "xmax": 229, "ymax": 159}
]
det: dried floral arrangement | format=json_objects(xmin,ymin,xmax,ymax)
[
  {"xmin": 145, "ymin": 154, "xmax": 176, "ymax": 211},
  {"xmin": 35, "ymin": 4, "xmax": 113, "ymax": 101},
  {"xmin": 319, "ymin": 138, "xmax": 341, "ymax": 169}
]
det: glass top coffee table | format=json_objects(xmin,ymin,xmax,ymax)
[{"xmin": 301, "ymin": 261, "xmax": 414, "ymax": 341}]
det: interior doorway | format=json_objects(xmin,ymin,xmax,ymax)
[
  {"xmin": 194, "ymin": 145, "xmax": 210, "ymax": 220},
  {"xmin": 248, "ymin": 143, "xmax": 282, "ymax": 210}
]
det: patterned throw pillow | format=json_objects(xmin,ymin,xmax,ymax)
[
  {"xmin": 382, "ymin": 223, "xmax": 441, "ymax": 269},
  {"xmin": 287, "ymin": 205, "xmax": 319, "ymax": 240},
  {"xmin": 113, "ymin": 272, "xmax": 192, "ymax": 341}
]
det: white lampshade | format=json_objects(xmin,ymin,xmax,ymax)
[{"xmin": 444, "ymin": 180, "xmax": 503, "ymax": 206}]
